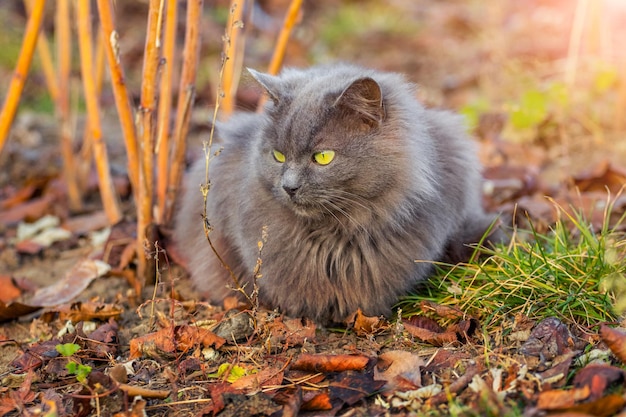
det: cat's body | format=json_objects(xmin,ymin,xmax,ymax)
[{"xmin": 174, "ymin": 64, "xmax": 498, "ymax": 323}]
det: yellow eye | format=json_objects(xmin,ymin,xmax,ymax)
[
  {"xmin": 313, "ymin": 150, "xmax": 335, "ymax": 165},
  {"xmin": 272, "ymin": 150, "xmax": 286, "ymax": 163}
]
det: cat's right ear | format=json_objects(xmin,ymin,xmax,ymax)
[{"xmin": 248, "ymin": 68, "xmax": 280, "ymax": 104}]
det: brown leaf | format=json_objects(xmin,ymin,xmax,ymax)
[
  {"xmin": 599, "ymin": 324, "xmax": 626, "ymax": 364},
  {"xmin": 352, "ymin": 308, "xmax": 383, "ymax": 335},
  {"xmin": 374, "ymin": 350, "xmax": 423, "ymax": 392},
  {"xmin": 62, "ymin": 210, "xmax": 110, "ymax": 234},
  {"xmin": 0, "ymin": 301, "xmax": 42, "ymax": 323},
  {"xmin": 536, "ymin": 385, "xmax": 591, "ymax": 410},
  {"xmin": 231, "ymin": 366, "xmax": 284, "ymax": 393},
  {"xmin": 573, "ymin": 364, "xmax": 625, "ymax": 400},
  {"xmin": 129, "ymin": 324, "xmax": 225, "ymax": 360},
  {"xmin": 0, "ymin": 275, "xmax": 22, "ymax": 303},
  {"xmin": 405, "ymin": 315, "xmax": 444, "ymax": 333},
  {"xmin": 300, "ymin": 392, "xmax": 333, "ymax": 411},
  {"xmin": 403, "ymin": 322, "xmax": 457, "ymax": 346},
  {"xmin": 291, "ymin": 353, "xmax": 370, "ymax": 373},
  {"xmin": 56, "ymin": 301, "xmax": 123, "ymax": 322},
  {"xmin": 420, "ymin": 300, "xmax": 467, "ymax": 320},
  {"xmin": 28, "ymin": 259, "xmax": 111, "ymax": 307},
  {"xmin": 520, "ymin": 317, "xmax": 574, "ymax": 360},
  {"xmin": 0, "ymin": 194, "xmax": 56, "ymax": 226},
  {"xmin": 329, "ymin": 370, "xmax": 385, "ymax": 406},
  {"xmin": 573, "ymin": 160, "xmax": 626, "ymax": 194},
  {"xmin": 266, "ymin": 316, "xmax": 316, "ymax": 347},
  {"xmin": 565, "ymin": 394, "xmax": 626, "ymax": 417}
]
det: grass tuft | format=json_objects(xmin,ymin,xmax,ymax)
[{"xmin": 401, "ymin": 199, "xmax": 626, "ymax": 329}]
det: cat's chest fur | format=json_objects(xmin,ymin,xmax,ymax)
[{"xmin": 174, "ymin": 64, "xmax": 498, "ymax": 324}]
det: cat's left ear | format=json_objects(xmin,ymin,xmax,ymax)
[
  {"xmin": 248, "ymin": 68, "xmax": 281, "ymax": 103},
  {"xmin": 334, "ymin": 77, "xmax": 385, "ymax": 127}
]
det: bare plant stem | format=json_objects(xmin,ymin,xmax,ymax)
[
  {"xmin": 201, "ymin": 1, "xmax": 244, "ymax": 292},
  {"xmin": 257, "ymin": 0, "xmax": 303, "ymax": 110},
  {"xmin": 76, "ymin": 0, "xmax": 122, "ymax": 224},
  {"xmin": 221, "ymin": 0, "xmax": 247, "ymax": 116},
  {"xmin": 96, "ymin": 0, "xmax": 140, "ymax": 198},
  {"xmin": 22, "ymin": 0, "xmax": 58, "ymax": 103},
  {"xmin": 155, "ymin": 0, "xmax": 178, "ymax": 224},
  {"xmin": 0, "ymin": 0, "xmax": 46, "ymax": 154},
  {"xmin": 164, "ymin": 0, "xmax": 204, "ymax": 225},
  {"xmin": 137, "ymin": 0, "xmax": 163, "ymax": 286},
  {"xmin": 55, "ymin": 0, "xmax": 83, "ymax": 211}
]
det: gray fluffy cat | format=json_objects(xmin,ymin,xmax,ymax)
[{"xmin": 174, "ymin": 64, "xmax": 499, "ymax": 324}]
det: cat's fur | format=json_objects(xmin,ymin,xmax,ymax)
[{"xmin": 174, "ymin": 64, "xmax": 499, "ymax": 324}]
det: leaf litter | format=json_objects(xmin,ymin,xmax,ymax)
[{"xmin": 2, "ymin": 0, "xmax": 626, "ymax": 416}]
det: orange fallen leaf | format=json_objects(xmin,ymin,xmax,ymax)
[
  {"xmin": 291, "ymin": 353, "xmax": 370, "ymax": 373},
  {"xmin": 536, "ymin": 385, "xmax": 590, "ymax": 410},
  {"xmin": 300, "ymin": 392, "xmax": 333, "ymax": 411},
  {"xmin": 352, "ymin": 309, "xmax": 383, "ymax": 335},
  {"xmin": 230, "ymin": 366, "xmax": 284, "ymax": 392},
  {"xmin": 129, "ymin": 325, "xmax": 225, "ymax": 359},
  {"xmin": 599, "ymin": 324, "xmax": 626, "ymax": 364},
  {"xmin": 0, "ymin": 275, "xmax": 22, "ymax": 303},
  {"xmin": 404, "ymin": 322, "xmax": 457, "ymax": 346}
]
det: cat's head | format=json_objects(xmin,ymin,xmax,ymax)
[{"xmin": 248, "ymin": 65, "xmax": 431, "ymax": 222}]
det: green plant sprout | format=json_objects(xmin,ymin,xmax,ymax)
[{"xmin": 55, "ymin": 342, "xmax": 92, "ymax": 383}]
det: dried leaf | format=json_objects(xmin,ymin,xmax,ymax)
[
  {"xmin": 403, "ymin": 322, "xmax": 457, "ymax": 346},
  {"xmin": 0, "ymin": 301, "xmax": 41, "ymax": 322},
  {"xmin": 599, "ymin": 324, "xmax": 626, "ymax": 364},
  {"xmin": 231, "ymin": 366, "xmax": 284, "ymax": 392},
  {"xmin": 419, "ymin": 300, "xmax": 466, "ymax": 319},
  {"xmin": 374, "ymin": 350, "xmax": 423, "ymax": 391},
  {"xmin": 520, "ymin": 317, "xmax": 574, "ymax": 360},
  {"xmin": 29, "ymin": 259, "xmax": 111, "ymax": 307},
  {"xmin": 351, "ymin": 308, "xmax": 384, "ymax": 335},
  {"xmin": 300, "ymin": 392, "xmax": 333, "ymax": 411},
  {"xmin": 129, "ymin": 325, "xmax": 225, "ymax": 360},
  {"xmin": 291, "ymin": 353, "xmax": 370, "ymax": 373},
  {"xmin": 0, "ymin": 275, "xmax": 22, "ymax": 303},
  {"xmin": 265, "ymin": 316, "xmax": 316, "ymax": 347},
  {"xmin": 573, "ymin": 364, "xmax": 625, "ymax": 400},
  {"xmin": 329, "ymin": 370, "xmax": 385, "ymax": 406},
  {"xmin": 536, "ymin": 385, "xmax": 590, "ymax": 410}
]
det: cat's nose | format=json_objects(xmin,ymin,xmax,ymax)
[{"xmin": 282, "ymin": 185, "xmax": 299, "ymax": 198}]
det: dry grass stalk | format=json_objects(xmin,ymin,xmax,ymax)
[
  {"xmin": 96, "ymin": 0, "xmax": 140, "ymax": 197},
  {"xmin": 164, "ymin": 0, "xmax": 204, "ymax": 224},
  {"xmin": 137, "ymin": 0, "xmax": 164, "ymax": 284},
  {"xmin": 257, "ymin": 0, "xmax": 303, "ymax": 110},
  {"xmin": 156, "ymin": 0, "xmax": 178, "ymax": 224},
  {"xmin": 23, "ymin": 0, "xmax": 58, "ymax": 103},
  {"xmin": 0, "ymin": 0, "xmax": 46, "ymax": 155},
  {"xmin": 76, "ymin": 0, "xmax": 122, "ymax": 223},
  {"xmin": 220, "ymin": 0, "xmax": 247, "ymax": 116}
]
